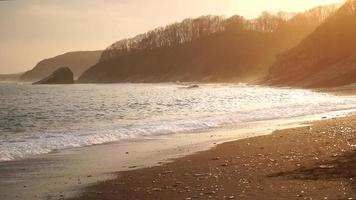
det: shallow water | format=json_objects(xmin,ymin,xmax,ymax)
[{"xmin": 1, "ymin": 82, "xmax": 356, "ymax": 161}]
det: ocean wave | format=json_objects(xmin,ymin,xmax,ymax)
[
  {"xmin": 1, "ymin": 103, "xmax": 356, "ymax": 161},
  {"xmin": 1, "ymin": 83, "xmax": 356, "ymax": 161}
]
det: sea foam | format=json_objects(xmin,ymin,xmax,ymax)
[{"xmin": 1, "ymin": 83, "xmax": 356, "ymax": 161}]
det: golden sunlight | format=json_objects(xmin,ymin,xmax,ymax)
[{"xmin": 1, "ymin": 0, "xmax": 356, "ymax": 200}]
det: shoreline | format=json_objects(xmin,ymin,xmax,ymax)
[
  {"xmin": 0, "ymin": 109, "xmax": 355, "ymax": 200},
  {"xmin": 0, "ymin": 117, "xmax": 309, "ymax": 200},
  {"xmin": 71, "ymin": 114, "xmax": 356, "ymax": 200}
]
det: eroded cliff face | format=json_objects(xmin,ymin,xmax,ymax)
[
  {"xmin": 20, "ymin": 51, "xmax": 102, "ymax": 82},
  {"xmin": 269, "ymin": 0, "xmax": 356, "ymax": 88},
  {"xmin": 78, "ymin": 4, "xmax": 338, "ymax": 83}
]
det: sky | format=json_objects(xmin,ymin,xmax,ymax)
[{"xmin": 0, "ymin": 0, "xmax": 346, "ymax": 74}]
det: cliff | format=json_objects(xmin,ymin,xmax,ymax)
[
  {"xmin": 78, "ymin": 4, "xmax": 338, "ymax": 83},
  {"xmin": 269, "ymin": 0, "xmax": 356, "ymax": 88},
  {"xmin": 20, "ymin": 50, "xmax": 102, "ymax": 82}
]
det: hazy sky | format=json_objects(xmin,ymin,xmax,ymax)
[{"xmin": 0, "ymin": 0, "xmax": 346, "ymax": 74}]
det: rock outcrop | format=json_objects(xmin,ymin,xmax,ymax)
[
  {"xmin": 21, "ymin": 51, "xmax": 102, "ymax": 82},
  {"xmin": 33, "ymin": 67, "xmax": 74, "ymax": 84}
]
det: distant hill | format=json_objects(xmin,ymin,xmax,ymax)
[
  {"xmin": 79, "ymin": 4, "xmax": 339, "ymax": 83},
  {"xmin": 20, "ymin": 50, "xmax": 102, "ymax": 82},
  {"xmin": 268, "ymin": 0, "xmax": 356, "ymax": 88},
  {"xmin": 0, "ymin": 73, "xmax": 23, "ymax": 82}
]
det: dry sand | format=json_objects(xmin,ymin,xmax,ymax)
[{"xmin": 71, "ymin": 115, "xmax": 356, "ymax": 200}]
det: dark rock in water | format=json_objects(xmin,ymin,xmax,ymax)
[
  {"xmin": 21, "ymin": 50, "xmax": 102, "ymax": 82},
  {"xmin": 33, "ymin": 67, "xmax": 74, "ymax": 84}
]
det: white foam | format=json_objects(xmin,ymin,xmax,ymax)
[
  {"xmin": 1, "ymin": 84, "xmax": 356, "ymax": 161},
  {"xmin": 1, "ymin": 106, "xmax": 356, "ymax": 162}
]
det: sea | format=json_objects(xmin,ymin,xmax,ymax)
[{"xmin": 1, "ymin": 82, "xmax": 356, "ymax": 162}]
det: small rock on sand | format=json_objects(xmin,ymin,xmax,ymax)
[{"xmin": 212, "ymin": 157, "xmax": 220, "ymax": 160}]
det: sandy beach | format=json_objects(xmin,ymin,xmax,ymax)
[
  {"xmin": 2, "ymin": 1, "xmax": 356, "ymax": 200},
  {"xmin": 1, "ymin": 83, "xmax": 355, "ymax": 200},
  {"xmin": 70, "ymin": 115, "xmax": 356, "ymax": 200},
  {"xmin": 0, "ymin": 116, "xmax": 311, "ymax": 200}
]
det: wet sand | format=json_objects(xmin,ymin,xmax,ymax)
[
  {"xmin": 0, "ymin": 118, "xmax": 309, "ymax": 200},
  {"xmin": 0, "ymin": 111, "xmax": 354, "ymax": 200},
  {"xmin": 318, "ymin": 85, "xmax": 356, "ymax": 96},
  {"xmin": 72, "ymin": 115, "xmax": 356, "ymax": 200}
]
